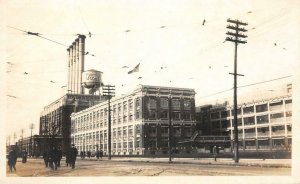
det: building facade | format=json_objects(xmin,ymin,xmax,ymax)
[
  {"xmin": 39, "ymin": 93, "xmax": 101, "ymax": 153},
  {"xmin": 71, "ymin": 85, "xmax": 196, "ymax": 156},
  {"xmin": 197, "ymin": 83, "xmax": 292, "ymax": 152}
]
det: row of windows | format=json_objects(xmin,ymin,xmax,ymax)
[
  {"xmin": 210, "ymin": 99, "xmax": 292, "ymax": 119},
  {"xmin": 148, "ymin": 98, "xmax": 192, "ymax": 110},
  {"xmin": 148, "ymin": 110, "xmax": 191, "ymax": 120}
]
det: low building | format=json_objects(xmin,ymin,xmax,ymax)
[{"xmin": 71, "ymin": 85, "xmax": 196, "ymax": 156}]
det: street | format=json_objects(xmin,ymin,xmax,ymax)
[{"xmin": 6, "ymin": 158, "xmax": 291, "ymax": 177}]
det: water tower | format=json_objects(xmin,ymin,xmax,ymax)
[{"xmin": 82, "ymin": 69, "xmax": 103, "ymax": 94}]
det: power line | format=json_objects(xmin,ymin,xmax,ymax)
[
  {"xmin": 7, "ymin": 26, "xmax": 96, "ymax": 57},
  {"xmin": 197, "ymin": 75, "xmax": 293, "ymax": 99}
]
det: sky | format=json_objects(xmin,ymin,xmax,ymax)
[{"xmin": 2, "ymin": 0, "xmax": 300, "ymax": 142}]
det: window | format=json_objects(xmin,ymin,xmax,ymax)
[
  {"xmin": 128, "ymin": 142, "xmax": 133, "ymax": 149},
  {"xmin": 118, "ymin": 128, "xmax": 122, "ymax": 137},
  {"xmin": 129, "ymin": 100, "xmax": 133, "ymax": 110},
  {"xmin": 183, "ymin": 100, "xmax": 191, "ymax": 110},
  {"xmin": 172, "ymin": 127, "xmax": 181, "ymax": 135},
  {"xmin": 257, "ymin": 115, "xmax": 269, "ymax": 124},
  {"xmin": 173, "ymin": 112, "xmax": 180, "ymax": 120},
  {"xmin": 123, "ymin": 101, "xmax": 127, "ymax": 112},
  {"xmin": 221, "ymin": 120, "xmax": 229, "ymax": 128},
  {"xmin": 149, "ymin": 127, "xmax": 156, "ymax": 135},
  {"xmin": 123, "ymin": 142, "xmax": 127, "ymax": 149},
  {"xmin": 123, "ymin": 127, "xmax": 127, "ymax": 137},
  {"xmin": 210, "ymin": 112, "xmax": 220, "ymax": 119},
  {"xmin": 221, "ymin": 111, "xmax": 229, "ymax": 118},
  {"xmin": 243, "ymin": 117, "xmax": 255, "ymax": 126},
  {"xmin": 270, "ymin": 113, "xmax": 284, "ymax": 119},
  {"xmin": 161, "ymin": 127, "xmax": 168, "ymax": 134},
  {"xmin": 136, "ymin": 98, "xmax": 140, "ymax": 110},
  {"xmin": 256, "ymin": 104, "xmax": 268, "ymax": 113},
  {"xmin": 243, "ymin": 106, "xmax": 254, "ymax": 114},
  {"xmin": 160, "ymin": 111, "xmax": 168, "ymax": 119},
  {"xmin": 148, "ymin": 98, "xmax": 157, "ymax": 109},
  {"xmin": 172, "ymin": 100, "xmax": 180, "ymax": 110},
  {"xmin": 135, "ymin": 125, "xmax": 141, "ymax": 134},
  {"xmin": 231, "ymin": 108, "xmax": 241, "ymax": 115},
  {"xmin": 183, "ymin": 111, "xmax": 191, "ymax": 120},
  {"xmin": 160, "ymin": 98, "xmax": 169, "ymax": 109},
  {"xmin": 149, "ymin": 110, "xmax": 156, "ymax": 119}
]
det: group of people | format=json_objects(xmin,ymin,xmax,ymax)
[
  {"xmin": 80, "ymin": 150, "xmax": 103, "ymax": 160},
  {"xmin": 43, "ymin": 144, "xmax": 78, "ymax": 170}
]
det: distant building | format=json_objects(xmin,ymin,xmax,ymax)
[
  {"xmin": 196, "ymin": 83, "xmax": 292, "ymax": 152},
  {"xmin": 39, "ymin": 93, "xmax": 101, "ymax": 153},
  {"xmin": 71, "ymin": 85, "xmax": 196, "ymax": 155}
]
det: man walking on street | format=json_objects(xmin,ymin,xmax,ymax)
[
  {"xmin": 8, "ymin": 147, "xmax": 18, "ymax": 172},
  {"xmin": 70, "ymin": 144, "xmax": 78, "ymax": 169},
  {"xmin": 57, "ymin": 147, "xmax": 62, "ymax": 167},
  {"xmin": 43, "ymin": 151, "xmax": 49, "ymax": 168},
  {"xmin": 49, "ymin": 146, "xmax": 59, "ymax": 170}
]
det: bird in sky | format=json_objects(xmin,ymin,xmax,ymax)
[
  {"xmin": 283, "ymin": 48, "xmax": 287, "ymax": 50},
  {"xmin": 50, "ymin": 80, "xmax": 55, "ymax": 83},
  {"xmin": 7, "ymin": 62, "xmax": 13, "ymax": 65},
  {"xmin": 188, "ymin": 77, "xmax": 194, "ymax": 80},
  {"xmin": 7, "ymin": 95, "xmax": 17, "ymax": 98},
  {"xmin": 91, "ymin": 54, "xmax": 95, "ymax": 57},
  {"xmin": 247, "ymin": 11, "xmax": 252, "ymax": 14},
  {"xmin": 138, "ymin": 77, "xmax": 142, "ymax": 79},
  {"xmin": 209, "ymin": 66, "xmax": 212, "ymax": 69},
  {"xmin": 85, "ymin": 52, "xmax": 89, "ymax": 55},
  {"xmin": 89, "ymin": 32, "xmax": 92, "ymax": 38},
  {"xmin": 224, "ymin": 65, "xmax": 229, "ymax": 67},
  {"xmin": 223, "ymin": 40, "xmax": 226, "ymax": 43},
  {"xmin": 24, "ymin": 72, "xmax": 28, "ymax": 74},
  {"xmin": 202, "ymin": 19, "xmax": 206, "ymax": 26},
  {"xmin": 61, "ymin": 85, "xmax": 67, "ymax": 88},
  {"xmin": 252, "ymin": 27, "xmax": 256, "ymax": 30},
  {"xmin": 160, "ymin": 26, "xmax": 166, "ymax": 28},
  {"xmin": 125, "ymin": 29, "xmax": 131, "ymax": 32},
  {"xmin": 160, "ymin": 66, "xmax": 167, "ymax": 70},
  {"xmin": 274, "ymin": 43, "xmax": 277, "ymax": 46},
  {"xmin": 122, "ymin": 66, "xmax": 129, "ymax": 69}
]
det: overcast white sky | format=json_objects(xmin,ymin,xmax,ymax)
[{"xmin": 2, "ymin": 0, "xmax": 300, "ymax": 140}]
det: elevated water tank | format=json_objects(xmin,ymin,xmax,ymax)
[{"xmin": 82, "ymin": 69, "xmax": 102, "ymax": 89}]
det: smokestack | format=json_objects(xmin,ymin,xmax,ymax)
[
  {"xmin": 78, "ymin": 35, "xmax": 86, "ymax": 94},
  {"xmin": 69, "ymin": 45, "xmax": 74, "ymax": 94},
  {"xmin": 75, "ymin": 38, "xmax": 79, "ymax": 94},
  {"xmin": 72, "ymin": 41, "xmax": 76, "ymax": 93},
  {"xmin": 67, "ymin": 47, "xmax": 71, "ymax": 93},
  {"xmin": 66, "ymin": 35, "xmax": 86, "ymax": 94}
]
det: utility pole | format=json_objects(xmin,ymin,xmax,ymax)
[
  {"xmin": 29, "ymin": 123, "xmax": 35, "ymax": 157},
  {"xmin": 168, "ymin": 95, "xmax": 173, "ymax": 163},
  {"xmin": 226, "ymin": 18, "xmax": 248, "ymax": 163},
  {"xmin": 21, "ymin": 129, "xmax": 24, "ymax": 151},
  {"xmin": 13, "ymin": 132, "xmax": 17, "ymax": 145},
  {"xmin": 102, "ymin": 85, "xmax": 115, "ymax": 160}
]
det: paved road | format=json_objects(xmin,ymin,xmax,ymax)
[{"xmin": 6, "ymin": 158, "xmax": 291, "ymax": 177}]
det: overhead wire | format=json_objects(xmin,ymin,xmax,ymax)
[{"xmin": 197, "ymin": 75, "xmax": 293, "ymax": 99}]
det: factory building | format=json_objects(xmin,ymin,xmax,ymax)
[
  {"xmin": 70, "ymin": 85, "xmax": 196, "ymax": 155},
  {"xmin": 196, "ymin": 83, "xmax": 292, "ymax": 152}
]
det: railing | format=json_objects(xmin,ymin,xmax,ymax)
[
  {"xmin": 270, "ymin": 118, "xmax": 284, "ymax": 124},
  {"xmin": 269, "ymin": 105, "xmax": 283, "ymax": 111}
]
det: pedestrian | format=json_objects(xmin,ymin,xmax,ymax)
[
  {"xmin": 80, "ymin": 151, "xmax": 83, "ymax": 159},
  {"xmin": 87, "ymin": 150, "xmax": 91, "ymax": 159},
  {"xmin": 213, "ymin": 145, "xmax": 218, "ymax": 162},
  {"xmin": 96, "ymin": 150, "xmax": 100, "ymax": 160},
  {"xmin": 49, "ymin": 146, "xmax": 59, "ymax": 170},
  {"xmin": 8, "ymin": 148, "xmax": 18, "ymax": 172},
  {"xmin": 22, "ymin": 150, "xmax": 28, "ymax": 163},
  {"xmin": 57, "ymin": 147, "xmax": 62, "ymax": 167},
  {"xmin": 100, "ymin": 150, "xmax": 103, "ymax": 160},
  {"xmin": 83, "ymin": 151, "xmax": 86, "ymax": 159},
  {"xmin": 66, "ymin": 149, "xmax": 70, "ymax": 167},
  {"xmin": 43, "ymin": 151, "xmax": 49, "ymax": 168},
  {"xmin": 69, "ymin": 144, "xmax": 78, "ymax": 169}
]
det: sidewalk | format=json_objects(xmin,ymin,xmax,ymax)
[{"xmin": 87, "ymin": 157, "xmax": 291, "ymax": 168}]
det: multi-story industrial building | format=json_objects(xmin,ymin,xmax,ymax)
[
  {"xmin": 71, "ymin": 85, "xmax": 196, "ymax": 155},
  {"xmin": 196, "ymin": 83, "xmax": 292, "ymax": 152},
  {"xmin": 39, "ymin": 93, "xmax": 101, "ymax": 153}
]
